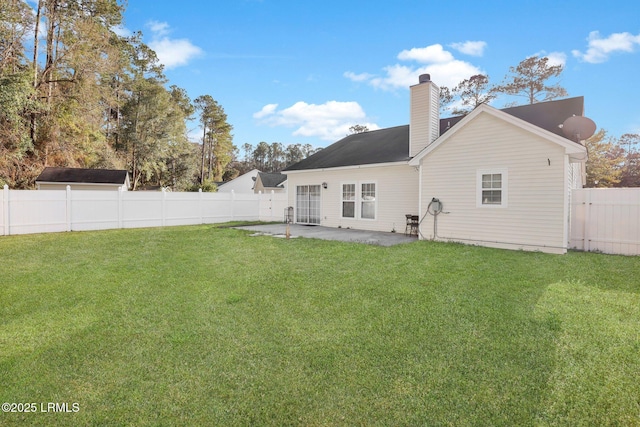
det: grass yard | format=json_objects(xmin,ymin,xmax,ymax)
[{"xmin": 1, "ymin": 225, "xmax": 639, "ymax": 426}]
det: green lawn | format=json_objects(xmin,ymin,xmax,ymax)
[{"xmin": 1, "ymin": 225, "xmax": 639, "ymax": 426}]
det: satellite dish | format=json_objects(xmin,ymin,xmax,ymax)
[{"xmin": 561, "ymin": 115, "xmax": 596, "ymax": 141}]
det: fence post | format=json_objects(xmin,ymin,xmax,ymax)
[
  {"xmin": 161, "ymin": 187, "xmax": 166, "ymax": 227},
  {"xmin": 257, "ymin": 191, "xmax": 263, "ymax": 221},
  {"xmin": 3, "ymin": 184, "xmax": 8, "ymax": 236},
  {"xmin": 118, "ymin": 186, "xmax": 124, "ymax": 229},
  {"xmin": 198, "ymin": 188, "xmax": 203, "ymax": 224},
  {"xmin": 66, "ymin": 185, "xmax": 72, "ymax": 232},
  {"xmin": 270, "ymin": 190, "xmax": 275, "ymax": 220},
  {"xmin": 583, "ymin": 190, "xmax": 591, "ymax": 252}
]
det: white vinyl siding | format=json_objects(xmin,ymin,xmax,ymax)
[
  {"xmin": 286, "ymin": 164, "xmax": 418, "ymax": 233},
  {"xmin": 419, "ymin": 112, "xmax": 570, "ymax": 254}
]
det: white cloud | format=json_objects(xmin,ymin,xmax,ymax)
[
  {"xmin": 149, "ymin": 38, "xmax": 203, "ymax": 69},
  {"xmin": 344, "ymin": 71, "xmax": 375, "ymax": 82},
  {"xmin": 572, "ymin": 31, "xmax": 640, "ymax": 63},
  {"xmin": 254, "ymin": 101, "xmax": 380, "ymax": 141},
  {"xmin": 147, "ymin": 20, "xmax": 170, "ymax": 37},
  {"xmin": 530, "ymin": 51, "xmax": 567, "ymax": 67},
  {"xmin": 541, "ymin": 51, "xmax": 567, "ymax": 67},
  {"xmin": 449, "ymin": 41, "xmax": 487, "ymax": 57},
  {"xmin": 253, "ymin": 104, "xmax": 278, "ymax": 119},
  {"xmin": 397, "ymin": 44, "xmax": 453, "ymax": 63},
  {"xmin": 367, "ymin": 61, "xmax": 481, "ymax": 90},
  {"xmin": 345, "ymin": 43, "xmax": 483, "ymax": 91},
  {"xmin": 368, "ymin": 64, "xmax": 419, "ymax": 90},
  {"xmin": 145, "ymin": 21, "xmax": 203, "ymax": 69},
  {"xmin": 425, "ymin": 61, "xmax": 484, "ymax": 88}
]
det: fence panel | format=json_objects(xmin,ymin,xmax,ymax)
[
  {"xmin": 258, "ymin": 192, "xmax": 289, "ymax": 222},
  {"xmin": 70, "ymin": 190, "xmax": 120, "ymax": 231},
  {"xmin": 570, "ymin": 188, "xmax": 640, "ymax": 255},
  {"xmin": 164, "ymin": 191, "xmax": 202, "ymax": 226},
  {"xmin": 5, "ymin": 189, "xmax": 68, "ymax": 235},
  {"xmin": 201, "ymin": 192, "xmax": 235, "ymax": 223},
  {"xmin": 230, "ymin": 192, "xmax": 261, "ymax": 222},
  {"xmin": 121, "ymin": 191, "xmax": 164, "ymax": 229}
]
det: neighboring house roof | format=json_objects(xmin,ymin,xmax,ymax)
[
  {"xmin": 36, "ymin": 167, "xmax": 129, "ymax": 185},
  {"xmin": 257, "ymin": 172, "xmax": 287, "ymax": 188},
  {"xmin": 284, "ymin": 97, "xmax": 585, "ymax": 172}
]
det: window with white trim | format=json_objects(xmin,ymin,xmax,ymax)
[
  {"xmin": 341, "ymin": 181, "xmax": 377, "ymax": 219},
  {"xmin": 361, "ymin": 182, "xmax": 376, "ymax": 219},
  {"xmin": 342, "ymin": 183, "xmax": 355, "ymax": 218},
  {"xmin": 477, "ymin": 169, "xmax": 507, "ymax": 207}
]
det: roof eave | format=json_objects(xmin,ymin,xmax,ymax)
[{"xmin": 284, "ymin": 160, "xmax": 411, "ymax": 174}]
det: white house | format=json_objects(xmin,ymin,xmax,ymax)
[
  {"xmin": 217, "ymin": 169, "xmax": 260, "ymax": 194},
  {"xmin": 253, "ymin": 172, "xmax": 287, "ymax": 194},
  {"xmin": 217, "ymin": 169, "xmax": 287, "ymax": 194},
  {"xmin": 283, "ymin": 75, "xmax": 588, "ymax": 254},
  {"xmin": 36, "ymin": 167, "xmax": 130, "ymax": 191}
]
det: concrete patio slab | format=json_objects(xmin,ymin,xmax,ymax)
[{"xmin": 235, "ymin": 224, "xmax": 417, "ymax": 246}]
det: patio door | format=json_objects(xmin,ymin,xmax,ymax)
[{"xmin": 296, "ymin": 185, "xmax": 321, "ymax": 224}]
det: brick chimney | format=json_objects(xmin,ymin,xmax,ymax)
[{"xmin": 410, "ymin": 74, "xmax": 440, "ymax": 157}]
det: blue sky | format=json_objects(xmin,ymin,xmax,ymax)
[{"xmin": 118, "ymin": 0, "xmax": 640, "ymax": 152}]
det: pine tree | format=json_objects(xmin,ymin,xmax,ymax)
[
  {"xmin": 496, "ymin": 56, "xmax": 568, "ymax": 104},
  {"xmin": 450, "ymin": 74, "xmax": 496, "ymax": 115}
]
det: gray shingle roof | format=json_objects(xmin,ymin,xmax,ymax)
[
  {"xmin": 497, "ymin": 96, "xmax": 584, "ymax": 139},
  {"xmin": 284, "ymin": 97, "xmax": 585, "ymax": 172},
  {"xmin": 284, "ymin": 125, "xmax": 410, "ymax": 171},
  {"xmin": 257, "ymin": 172, "xmax": 287, "ymax": 188},
  {"xmin": 36, "ymin": 167, "xmax": 129, "ymax": 184}
]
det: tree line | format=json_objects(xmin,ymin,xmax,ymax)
[
  {"xmin": 226, "ymin": 142, "xmax": 321, "ymax": 178},
  {"xmin": 0, "ymin": 0, "xmax": 248, "ymax": 190},
  {"xmin": 583, "ymin": 131, "xmax": 640, "ymax": 187}
]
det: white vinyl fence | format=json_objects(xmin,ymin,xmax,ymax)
[
  {"xmin": 0, "ymin": 185, "xmax": 289, "ymax": 236},
  {"xmin": 4, "ymin": 184, "xmax": 639, "ymax": 256},
  {"xmin": 570, "ymin": 188, "xmax": 640, "ymax": 256}
]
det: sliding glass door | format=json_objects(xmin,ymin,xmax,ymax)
[{"xmin": 296, "ymin": 185, "xmax": 321, "ymax": 224}]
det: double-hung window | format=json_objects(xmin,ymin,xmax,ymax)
[
  {"xmin": 342, "ymin": 184, "xmax": 356, "ymax": 218},
  {"xmin": 341, "ymin": 182, "xmax": 376, "ymax": 219},
  {"xmin": 477, "ymin": 169, "xmax": 507, "ymax": 207},
  {"xmin": 361, "ymin": 183, "xmax": 376, "ymax": 219}
]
